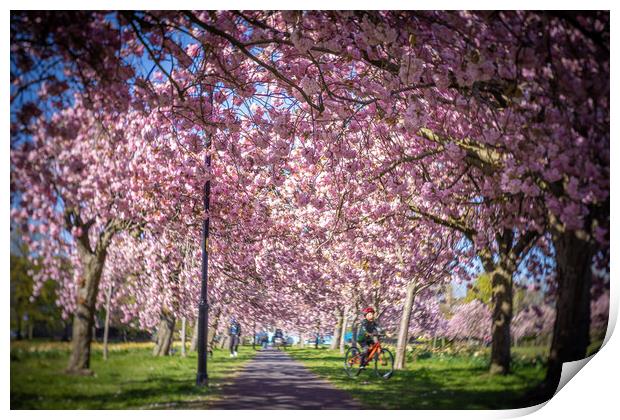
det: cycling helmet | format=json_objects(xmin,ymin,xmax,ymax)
[{"xmin": 362, "ymin": 307, "xmax": 375, "ymax": 314}]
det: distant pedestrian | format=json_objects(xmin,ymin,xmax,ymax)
[
  {"xmin": 229, "ymin": 318, "xmax": 241, "ymax": 357},
  {"xmin": 273, "ymin": 328, "xmax": 285, "ymax": 348}
]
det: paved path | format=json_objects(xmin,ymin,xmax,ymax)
[{"xmin": 209, "ymin": 348, "xmax": 362, "ymax": 409}]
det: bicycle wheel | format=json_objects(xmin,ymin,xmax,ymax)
[
  {"xmin": 374, "ymin": 348, "xmax": 394, "ymax": 379},
  {"xmin": 344, "ymin": 347, "xmax": 363, "ymax": 378}
]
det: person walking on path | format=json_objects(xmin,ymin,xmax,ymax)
[
  {"xmin": 273, "ymin": 328, "xmax": 284, "ymax": 348},
  {"xmin": 229, "ymin": 318, "xmax": 241, "ymax": 357}
]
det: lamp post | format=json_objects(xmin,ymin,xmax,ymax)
[{"xmin": 196, "ymin": 140, "xmax": 211, "ymax": 387}]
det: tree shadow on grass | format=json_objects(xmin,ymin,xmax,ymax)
[
  {"xmin": 11, "ymin": 346, "xmax": 259, "ymax": 409},
  {"xmin": 11, "ymin": 360, "xmax": 253, "ymax": 410},
  {"xmin": 301, "ymin": 361, "xmax": 547, "ymax": 410},
  {"xmin": 12, "ymin": 376, "xmax": 218, "ymax": 409}
]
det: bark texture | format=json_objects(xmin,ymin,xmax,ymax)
[
  {"xmin": 208, "ymin": 308, "xmax": 222, "ymax": 352},
  {"xmin": 66, "ymin": 252, "xmax": 106, "ymax": 374},
  {"xmin": 329, "ymin": 308, "xmax": 344, "ymax": 350},
  {"xmin": 488, "ymin": 256, "xmax": 516, "ymax": 375},
  {"xmin": 190, "ymin": 320, "xmax": 199, "ymax": 352},
  {"xmin": 65, "ymin": 214, "xmax": 125, "ymax": 374},
  {"xmin": 543, "ymin": 230, "xmax": 593, "ymax": 391},
  {"xmin": 479, "ymin": 229, "xmax": 532, "ymax": 375},
  {"xmin": 339, "ymin": 314, "xmax": 348, "ymax": 354},
  {"xmin": 153, "ymin": 312, "xmax": 176, "ymax": 356},
  {"xmin": 102, "ymin": 284, "xmax": 113, "ymax": 361},
  {"xmin": 180, "ymin": 317, "xmax": 187, "ymax": 357},
  {"xmin": 395, "ymin": 281, "xmax": 418, "ymax": 370}
]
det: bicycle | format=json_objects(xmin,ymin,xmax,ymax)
[{"xmin": 344, "ymin": 335, "xmax": 394, "ymax": 380}]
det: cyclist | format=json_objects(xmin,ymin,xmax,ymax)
[{"xmin": 357, "ymin": 307, "xmax": 382, "ymax": 368}]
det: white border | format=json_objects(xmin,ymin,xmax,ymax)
[
  {"xmin": 4, "ymin": 3, "xmax": 617, "ymax": 419},
  {"xmin": 4, "ymin": 1, "xmax": 616, "ymax": 11}
]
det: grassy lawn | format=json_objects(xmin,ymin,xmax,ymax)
[
  {"xmin": 285, "ymin": 346, "xmax": 548, "ymax": 409},
  {"xmin": 11, "ymin": 341, "xmax": 256, "ymax": 409}
]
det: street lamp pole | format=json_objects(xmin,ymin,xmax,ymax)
[{"xmin": 196, "ymin": 141, "xmax": 211, "ymax": 387}]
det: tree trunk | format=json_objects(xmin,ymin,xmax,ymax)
[
  {"xmin": 339, "ymin": 315, "xmax": 348, "ymax": 354},
  {"xmin": 488, "ymin": 255, "xmax": 516, "ymax": 375},
  {"xmin": 542, "ymin": 230, "xmax": 593, "ymax": 393},
  {"xmin": 102, "ymin": 284, "xmax": 113, "ymax": 361},
  {"xmin": 351, "ymin": 321, "xmax": 359, "ymax": 349},
  {"xmin": 220, "ymin": 335, "xmax": 229, "ymax": 350},
  {"xmin": 190, "ymin": 320, "xmax": 199, "ymax": 352},
  {"xmin": 180, "ymin": 317, "xmax": 187, "ymax": 357},
  {"xmin": 16, "ymin": 313, "xmax": 23, "ymax": 340},
  {"xmin": 208, "ymin": 308, "xmax": 222, "ymax": 352},
  {"xmin": 315, "ymin": 320, "xmax": 320, "ymax": 349},
  {"xmin": 153, "ymin": 312, "xmax": 176, "ymax": 356},
  {"xmin": 253, "ymin": 322, "xmax": 256, "ymax": 350},
  {"xmin": 395, "ymin": 281, "xmax": 418, "ymax": 369},
  {"xmin": 299, "ymin": 332, "xmax": 304, "ymax": 348},
  {"xmin": 66, "ymin": 252, "xmax": 106, "ymax": 374},
  {"xmin": 330, "ymin": 308, "xmax": 344, "ymax": 350}
]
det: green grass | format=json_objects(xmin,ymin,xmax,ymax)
[
  {"xmin": 12, "ymin": 340, "xmax": 597, "ymax": 410},
  {"xmin": 11, "ymin": 341, "xmax": 256, "ymax": 409},
  {"xmin": 284, "ymin": 346, "xmax": 548, "ymax": 409}
]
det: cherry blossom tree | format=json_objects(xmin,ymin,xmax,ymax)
[
  {"xmin": 447, "ymin": 300, "xmax": 492, "ymax": 344},
  {"xmin": 511, "ymin": 304, "xmax": 555, "ymax": 346},
  {"xmin": 11, "ymin": 11, "xmax": 609, "ymax": 392}
]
